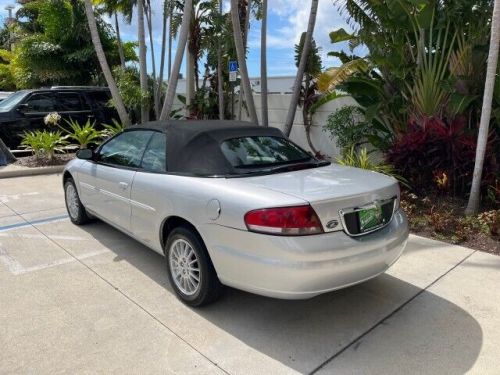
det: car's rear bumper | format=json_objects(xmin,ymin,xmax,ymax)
[{"xmin": 199, "ymin": 209, "xmax": 408, "ymax": 299}]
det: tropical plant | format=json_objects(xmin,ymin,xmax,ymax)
[
  {"xmin": 336, "ymin": 146, "xmax": 408, "ymax": 186},
  {"xmin": 21, "ymin": 130, "xmax": 68, "ymax": 161},
  {"xmin": 63, "ymin": 118, "xmax": 102, "ymax": 149},
  {"xmin": 466, "ymin": 0, "xmax": 500, "ymax": 214},
  {"xmin": 102, "ymin": 119, "xmax": 126, "ymax": 138},
  {"xmin": 283, "ymin": 0, "xmax": 319, "ymax": 136},
  {"xmin": 230, "ymin": 0, "xmax": 258, "ymax": 124},
  {"xmin": 83, "ymin": 0, "xmax": 131, "ymax": 126},
  {"xmin": 324, "ymin": 106, "xmax": 371, "ymax": 152},
  {"xmin": 160, "ymin": 0, "xmax": 194, "ymax": 121}
]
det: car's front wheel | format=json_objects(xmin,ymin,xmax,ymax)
[
  {"xmin": 64, "ymin": 179, "xmax": 90, "ymax": 225},
  {"xmin": 165, "ymin": 226, "xmax": 222, "ymax": 306}
]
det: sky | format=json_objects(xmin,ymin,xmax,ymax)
[{"xmin": 0, "ymin": 0, "xmax": 362, "ymax": 78}]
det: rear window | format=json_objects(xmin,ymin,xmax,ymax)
[{"xmin": 220, "ymin": 136, "xmax": 311, "ymax": 168}]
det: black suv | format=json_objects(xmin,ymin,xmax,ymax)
[{"xmin": 0, "ymin": 86, "xmax": 119, "ymax": 149}]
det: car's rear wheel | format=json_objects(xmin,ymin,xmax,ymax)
[
  {"xmin": 165, "ymin": 226, "xmax": 222, "ymax": 306},
  {"xmin": 64, "ymin": 179, "xmax": 90, "ymax": 225}
]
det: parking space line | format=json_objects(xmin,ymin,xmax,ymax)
[
  {"xmin": 0, "ymin": 214, "xmax": 68, "ymax": 233},
  {"xmin": 0, "ymin": 244, "xmax": 25, "ymax": 274}
]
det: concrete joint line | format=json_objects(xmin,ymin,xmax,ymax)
[{"xmin": 309, "ymin": 249, "xmax": 478, "ymax": 375}]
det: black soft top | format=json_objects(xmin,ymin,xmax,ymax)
[{"xmin": 126, "ymin": 120, "xmax": 285, "ymax": 176}]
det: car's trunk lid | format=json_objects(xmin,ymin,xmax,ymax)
[{"xmin": 231, "ymin": 164, "xmax": 400, "ymax": 234}]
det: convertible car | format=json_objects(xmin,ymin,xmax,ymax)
[{"xmin": 63, "ymin": 120, "xmax": 409, "ymax": 306}]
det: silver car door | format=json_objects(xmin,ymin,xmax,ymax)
[
  {"xmin": 85, "ymin": 130, "xmax": 154, "ymax": 232},
  {"xmin": 130, "ymin": 132, "xmax": 167, "ymax": 248}
]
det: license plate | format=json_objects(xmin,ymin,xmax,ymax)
[{"xmin": 358, "ymin": 206, "xmax": 383, "ymax": 232}]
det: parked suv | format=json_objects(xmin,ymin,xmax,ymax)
[{"xmin": 0, "ymin": 86, "xmax": 119, "ymax": 149}]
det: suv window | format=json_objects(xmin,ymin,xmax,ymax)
[
  {"xmin": 141, "ymin": 133, "xmax": 166, "ymax": 172},
  {"xmin": 87, "ymin": 90, "xmax": 111, "ymax": 109},
  {"xmin": 99, "ymin": 130, "xmax": 153, "ymax": 168},
  {"xmin": 24, "ymin": 93, "xmax": 56, "ymax": 112},
  {"xmin": 221, "ymin": 136, "xmax": 311, "ymax": 168},
  {"xmin": 57, "ymin": 92, "xmax": 86, "ymax": 111}
]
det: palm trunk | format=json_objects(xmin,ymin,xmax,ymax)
[
  {"xmin": 114, "ymin": 12, "xmax": 125, "ymax": 68},
  {"xmin": 83, "ymin": 0, "xmax": 131, "ymax": 126},
  {"xmin": 138, "ymin": 0, "xmax": 149, "ymax": 123},
  {"xmin": 159, "ymin": 0, "xmax": 194, "ymax": 120},
  {"xmin": 168, "ymin": 5, "xmax": 173, "ymax": 79},
  {"xmin": 237, "ymin": 0, "xmax": 251, "ymax": 120},
  {"xmin": 158, "ymin": 1, "xmax": 168, "ymax": 115},
  {"xmin": 465, "ymin": 0, "xmax": 500, "ymax": 214},
  {"xmin": 145, "ymin": 3, "xmax": 159, "ymax": 119},
  {"xmin": 217, "ymin": 0, "xmax": 224, "ymax": 120},
  {"xmin": 260, "ymin": 0, "xmax": 268, "ymax": 127},
  {"xmin": 283, "ymin": 0, "xmax": 318, "ymax": 137},
  {"xmin": 230, "ymin": 0, "xmax": 258, "ymax": 124}
]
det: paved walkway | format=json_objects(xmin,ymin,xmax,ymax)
[{"xmin": 0, "ymin": 174, "xmax": 499, "ymax": 374}]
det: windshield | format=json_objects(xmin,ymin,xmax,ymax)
[
  {"xmin": 0, "ymin": 91, "xmax": 29, "ymax": 111},
  {"xmin": 221, "ymin": 136, "xmax": 312, "ymax": 168}
]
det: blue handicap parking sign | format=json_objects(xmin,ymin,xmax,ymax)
[{"xmin": 229, "ymin": 61, "xmax": 238, "ymax": 72}]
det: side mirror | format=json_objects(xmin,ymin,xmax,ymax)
[
  {"xmin": 76, "ymin": 149, "xmax": 94, "ymax": 160},
  {"xmin": 17, "ymin": 103, "xmax": 29, "ymax": 112}
]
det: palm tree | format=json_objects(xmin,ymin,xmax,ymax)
[
  {"xmin": 160, "ymin": 0, "xmax": 194, "ymax": 120},
  {"xmin": 137, "ymin": 0, "xmax": 149, "ymax": 123},
  {"xmin": 230, "ymin": 0, "xmax": 258, "ymax": 124},
  {"xmin": 260, "ymin": 0, "xmax": 268, "ymax": 126},
  {"xmin": 145, "ymin": 0, "xmax": 159, "ymax": 119},
  {"xmin": 237, "ymin": 0, "xmax": 252, "ymax": 120},
  {"xmin": 157, "ymin": 0, "xmax": 170, "ymax": 115},
  {"xmin": 465, "ymin": 0, "xmax": 500, "ymax": 215},
  {"xmin": 283, "ymin": 0, "xmax": 318, "ymax": 137},
  {"xmin": 217, "ymin": 0, "xmax": 224, "ymax": 120},
  {"xmin": 83, "ymin": 0, "xmax": 131, "ymax": 126}
]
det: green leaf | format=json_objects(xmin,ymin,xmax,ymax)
[
  {"xmin": 329, "ymin": 28, "xmax": 355, "ymax": 44},
  {"xmin": 447, "ymin": 93, "xmax": 477, "ymax": 116}
]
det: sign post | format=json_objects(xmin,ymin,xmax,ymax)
[{"xmin": 229, "ymin": 60, "xmax": 238, "ymax": 119}]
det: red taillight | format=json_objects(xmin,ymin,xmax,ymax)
[{"xmin": 244, "ymin": 205, "xmax": 323, "ymax": 236}]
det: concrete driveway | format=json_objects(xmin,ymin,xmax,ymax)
[{"xmin": 0, "ymin": 174, "xmax": 499, "ymax": 374}]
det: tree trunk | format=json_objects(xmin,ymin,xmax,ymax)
[
  {"xmin": 138, "ymin": 0, "xmax": 149, "ymax": 123},
  {"xmin": 465, "ymin": 0, "xmax": 500, "ymax": 215},
  {"xmin": 217, "ymin": 0, "xmax": 224, "ymax": 120},
  {"xmin": 283, "ymin": 0, "xmax": 318, "ymax": 137},
  {"xmin": 260, "ymin": 0, "xmax": 268, "ymax": 127},
  {"xmin": 83, "ymin": 0, "xmax": 131, "ymax": 126},
  {"xmin": 186, "ymin": 30, "xmax": 195, "ymax": 117},
  {"xmin": 159, "ymin": 0, "xmax": 194, "ymax": 120},
  {"xmin": 168, "ymin": 5, "xmax": 173, "ymax": 79},
  {"xmin": 145, "ymin": 3, "xmax": 159, "ymax": 119},
  {"xmin": 230, "ymin": 0, "xmax": 258, "ymax": 124},
  {"xmin": 237, "ymin": 0, "xmax": 252, "ymax": 121},
  {"xmin": 158, "ymin": 0, "xmax": 168, "ymax": 115},
  {"xmin": 0, "ymin": 138, "xmax": 16, "ymax": 166},
  {"xmin": 114, "ymin": 12, "xmax": 125, "ymax": 68}
]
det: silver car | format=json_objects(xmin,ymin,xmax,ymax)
[{"xmin": 63, "ymin": 120, "xmax": 409, "ymax": 306}]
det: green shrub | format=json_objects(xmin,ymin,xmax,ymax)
[
  {"xmin": 21, "ymin": 130, "xmax": 68, "ymax": 161},
  {"xmin": 64, "ymin": 118, "xmax": 102, "ymax": 148},
  {"xmin": 336, "ymin": 146, "xmax": 409, "ymax": 187},
  {"xmin": 102, "ymin": 119, "xmax": 125, "ymax": 138},
  {"xmin": 323, "ymin": 106, "xmax": 371, "ymax": 152}
]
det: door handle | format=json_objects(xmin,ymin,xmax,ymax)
[{"xmin": 118, "ymin": 182, "xmax": 128, "ymax": 190}]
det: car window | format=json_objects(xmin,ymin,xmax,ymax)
[
  {"xmin": 141, "ymin": 133, "xmax": 166, "ymax": 172},
  {"xmin": 221, "ymin": 136, "xmax": 311, "ymax": 168},
  {"xmin": 99, "ymin": 130, "xmax": 153, "ymax": 168},
  {"xmin": 0, "ymin": 91, "xmax": 28, "ymax": 111},
  {"xmin": 25, "ymin": 93, "xmax": 56, "ymax": 112},
  {"xmin": 57, "ymin": 92, "xmax": 86, "ymax": 111},
  {"xmin": 87, "ymin": 90, "xmax": 111, "ymax": 109}
]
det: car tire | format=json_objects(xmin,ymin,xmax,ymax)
[
  {"xmin": 165, "ymin": 226, "xmax": 222, "ymax": 306},
  {"xmin": 64, "ymin": 179, "xmax": 90, "ymax": 225}
]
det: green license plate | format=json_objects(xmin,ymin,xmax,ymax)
[{"xmin": 358, "ymin": 207, "xmax": 383, "ymax": 232}]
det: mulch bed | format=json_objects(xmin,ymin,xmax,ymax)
[
  {"xmin": 15, "ymin": 153, "xmax": 75, "ymax": 168},
  {"xmin": 401, "ymin": 192, "xmax": 499, "ymax": 256}
]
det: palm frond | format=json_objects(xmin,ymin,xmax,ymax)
[{"xmin": 316, "ymin": 58, "xmax": 370, "ymax": 93}]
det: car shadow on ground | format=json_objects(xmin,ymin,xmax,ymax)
[{"xmin": 79, "ymin": 221, "xmax": 483, "ymax": 374}]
